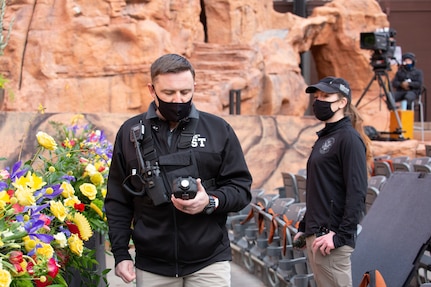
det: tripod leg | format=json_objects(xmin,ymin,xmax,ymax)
[
  {"xmin": 355, "ymin": 75, "xmax": 376, "ymax": 107},
  {"xmin": 377, "ymin": 73, "xmax": 404, "ymax": 139}
]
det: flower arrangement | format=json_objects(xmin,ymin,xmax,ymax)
[{"xmin": 0, "ymin": 114, "xmax": 113, "ymax": 286}]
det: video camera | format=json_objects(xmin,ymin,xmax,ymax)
[{"xmin": 360, "ymin": 28, "xmax": 397, "ymax": 71}]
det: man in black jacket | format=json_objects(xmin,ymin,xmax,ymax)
[
  {"xmin": 392, "ymin": 52, "xmax": 424, "ymax": 110},
  {"xmin": 105, "ymin": 54, "xmax": 252, "ymax": 287}
]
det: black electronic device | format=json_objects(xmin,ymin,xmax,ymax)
[{"xmin": 172, "ymin": 177, "xmax": 198, "ymax": 200}]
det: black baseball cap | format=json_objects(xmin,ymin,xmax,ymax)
[{"xmin": 305, "ymin": 77, "xmax": 351, "ymax": 101}]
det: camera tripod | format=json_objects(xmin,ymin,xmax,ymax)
[{"xmin": 355, "ymin": 69, "xmax": 405, "ymax": 141}]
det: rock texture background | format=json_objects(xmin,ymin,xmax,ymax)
[
  {"xmin": 2, "ymin": 0, "xmax": 391, "ymax": 124},
  {"xmin": 0, "ymin": 112, "xmax": 425, "ymax": 192},
  {"xmin": 0, "ymin": 0, "xmax": 429, "ymax": 192}
]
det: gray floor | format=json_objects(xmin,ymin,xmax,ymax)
[{"xmin": 105, "ymin": 251, "xmax": 266, "ymax": 287}]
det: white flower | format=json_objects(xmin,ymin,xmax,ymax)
[{"xmin": 54, "ymin": 232, "xmax": 68, "ymax": 248}]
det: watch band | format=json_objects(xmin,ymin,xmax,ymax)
[{"xmin": 203, "ymin": 195, "xmax": 217, "ymax": 214}]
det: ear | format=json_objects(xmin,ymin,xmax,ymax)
[
  {"xmin": 340, "ymin": 97, "xmax": 349, "ymax": 109},
  {"xmin": 148, "ymin": 83, "xmax": 156, "ymax": 100}
]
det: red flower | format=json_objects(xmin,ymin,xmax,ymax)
[
  {"xmin": 66, "ymin": 221, "xmax": 81, "ymax": 238},
  {"xmin": 39, "ymin": 214, "xmax": 51, "ymax": 225},
  {"xmin": 12, "ymin": 203, "xmax": 24, "ymax": 213},
  {"xmin": 6, "ymin": 189, "xmax": 14, "ymax": 198},
  {"xmin": 74, "ymin": 203, "xmax": 85, "ymax": 212},
  {"xmin": 9, "ymin": 251, "xmax": 23, "ymax": 264},
  {"xmin": 29, "ymin": 258, "xmax": 60, "ymax": 287}
]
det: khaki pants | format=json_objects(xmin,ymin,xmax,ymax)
[
  {"xmin": 136, "ymin": 261, "xmax": 231, "ymax": 287},
  {"xmin": 306, "ymin": 235, "xmax": 354, "ymax": 287}
]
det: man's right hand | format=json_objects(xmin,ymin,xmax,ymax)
[{"xmin": 115, "ymin": 260, "xmax": 136, "ymax": 284}]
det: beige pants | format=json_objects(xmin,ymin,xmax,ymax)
[
  {"xmin": 136, "ymin": 261, "xmax": 231, "ymax": 287},
  {"xmin": 306, "ymin": 235, "xmax": 354, "ymax": 287}
]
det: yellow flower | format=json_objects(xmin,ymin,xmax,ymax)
[
  {"xmin": 64, "ymin": 196, "xmax": 81, "ymax": 208},
  {"xmin": 0, "ymin": 190, "xmax": 10, "ymax": 202},
  {"xmin": 70, "ymin": 114, "xmax": 84, "ymax": 125},
  {"xmin": 101, "ymin": 188, "xmax": 107, "ymax": 198},
  {"xmin": 36, "ymin": 242, "xmax": 54, "ymax": 259},
  {"xmin": 45, "ymin": 187, "xmax": 54, "ymax": 195},
  {"xmin": 90, "ymin": 172, "xmax": 104, "ymax": 186},
  {"xmin": 38, "ymin": 103, "xmax": 46, "ymax": 114},
  {"xmin": 14, "ymin": 185, "xmax": 35, "ymax": 206},
  {"xmin": 60, "ymin": 181, "xmax": 75, "ymax": 198},
  {"xmin": 26, "ymin": 172, "xmax": 46, "ymax": 191},
  {"xmin": 0, "ymin": 269, "xmax": 12, "ymax": 287},
  {"xmin": 12, "ymin": 171, "xmax": 46, "ymax": 192},
  {"xmin": 79, "ymin": 183, "xmax": 97, "ymax": 200},
  {"xmin": 36, "ymin": 131, "xmax": 58, "ymax": 150},
  {"xmin": 23, "ymin": 236, "xmax": 37, "ymax": 252},
  {"xmin": 68, "ymin": 233, "xmax": 83, "ymax": 256},
  {"xmin": 50, "ymin": 200, "xmax": 67, "ymax": 222},
  {"xmin": 0, "ymin": 191, "xmax": 10, "ymax": 215},
  {"xmin": 70, "ymin": 212, "xmax": 93, "ymax": 241}
]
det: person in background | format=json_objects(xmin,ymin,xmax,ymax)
[
  {"xmin": 294, "ymin": 77, "xmax": 368, "ymax": 287},
  {"xmin": 105, "ymin": 53, "xmax": 252, "ymax": 287},
  {"xmin": 392, "ymin": 52, "xmax": 424, "ymax": 110}
]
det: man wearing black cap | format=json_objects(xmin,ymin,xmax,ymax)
[
  {"xmin": 392, "ymin": 52, "xmax": 424, "ymax": 110},
  {"xmin": 293, "ymin": 77, "xmax": 369, "ymax": 287}
]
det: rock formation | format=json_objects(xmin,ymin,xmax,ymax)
[
  {"xmin": 1, "ymin": 0, "xmax": 428, "ymax": 192},
  {"xmin": 1, "ymin": 0, "xmax": 393, "ymax": 128}
]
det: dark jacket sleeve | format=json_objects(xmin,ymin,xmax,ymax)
[
  {"xmin": 333, "ymin": 133, "xmax": 367, "ymax": 248},
  {"xmin": 199, "ymin": 116, "xmax": 252, "ymax": 213},
  {"xmin": 203, "ymin": 118, "xmax": 252, "ymax": 213},
  {"xmin": 409, "ymin": 68, "xmax": 423, "ymax": 92},
  {"xmin": 392, "ymin": 69, "xmax": 404, "ymax": 90}
]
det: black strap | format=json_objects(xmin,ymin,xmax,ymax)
[
  {"xmin": 178, "ymin": 118, "xmax": 198, "ymax": 149},
  {"xmin": 137, "ymin": 115, "xmax": 199, "ymax": 161}
]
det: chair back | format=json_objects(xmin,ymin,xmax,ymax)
[
  {"xmin": 392, "ymin": 162, "xmax": 413, "ymax": 172},
  {"xmin": 373, "ymin": 161, "xmax": 392, "ymax": 178},
  {"xmin": 294, "ymin": 174, "xmax": 307, "ymax": 203},
  {"xmin": 281, "ymin": 172, "xmax": 299, "ymax": 202},
  {"xmin": 368, "ymin": 175, "xmax": 387, "ymax": 190}
]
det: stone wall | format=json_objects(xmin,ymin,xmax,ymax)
[{"xmin": 0, "ymin": 112, "xmax": 425, "ymax": 193}]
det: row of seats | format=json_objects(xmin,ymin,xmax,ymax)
[
  {"xmin": 227, "ymin": 189, "xmax": 315, "ymax": 287},
  {"xmin": 228, "ymin": 162, "xmax": 431, "ymax": 286},
  {"xmin": 373, "ymin": 155, "xmax": 431, "ymax": 177}
]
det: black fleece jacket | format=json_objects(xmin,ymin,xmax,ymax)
[
  {"xmin": 298, "ymin": 117, "xmax": 367, "ymax": 248},
  {"xmin": 105, "ymin": 103, "xmax": 252, "ymax": 276}
]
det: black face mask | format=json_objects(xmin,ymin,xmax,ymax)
[
  {"xmin": 313, "ymin": 99, "xmax": 339, "ymax": 121},
  {"xmin": 156, "ymin": 94, "xmax": 192, "ymax": 122}
]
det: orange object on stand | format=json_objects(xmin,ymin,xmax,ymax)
[{"xmin": 389, "ymin": 110, "xmax": 413, "ymax": 140}]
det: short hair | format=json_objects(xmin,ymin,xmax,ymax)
[{"xmin": 150, "ymin": 54, "xmax": 195, "ymax": 81}]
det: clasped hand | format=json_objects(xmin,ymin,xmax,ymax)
[
  {"xmin": 171, "ymin": 178, "xmax": 209, "ymax": 214},
  {"xmin": 312, "ymin": 230, "xmax": 335, "ymax": 256}
]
